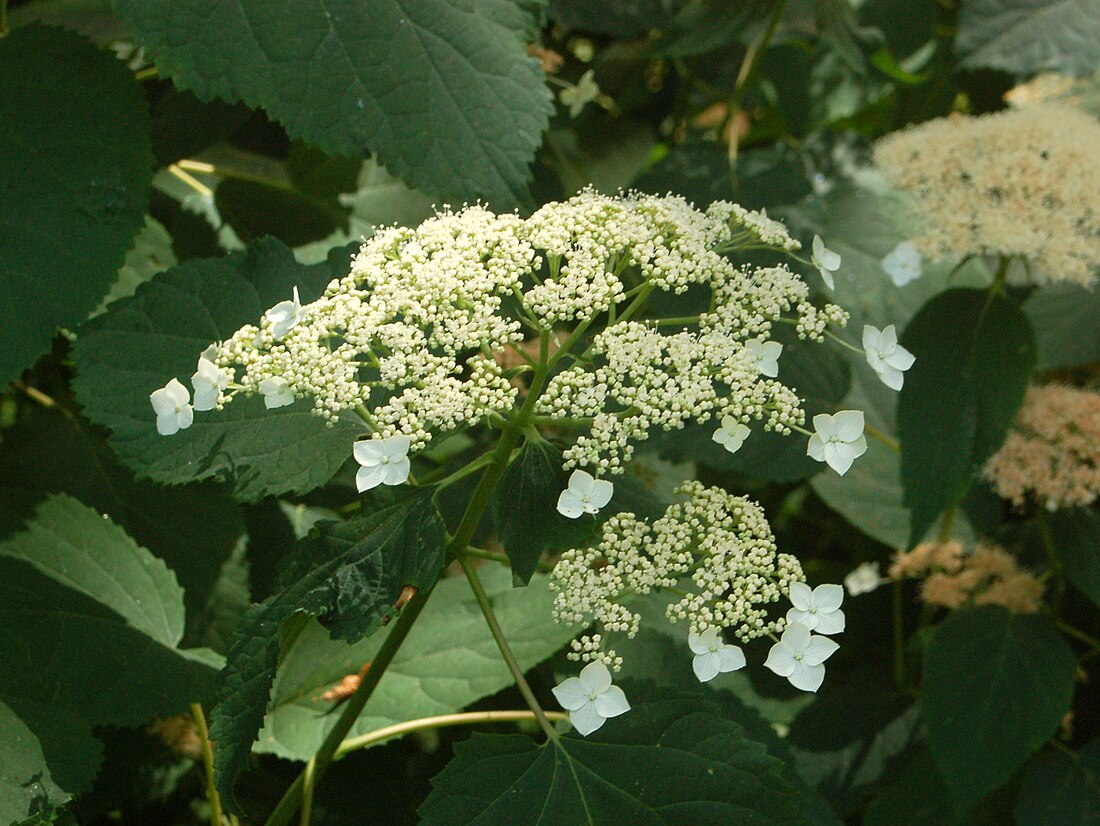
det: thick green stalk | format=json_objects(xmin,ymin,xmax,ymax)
[{"xmin": 190, "ymin": 703, "xmax": 226, "ymax": 826}]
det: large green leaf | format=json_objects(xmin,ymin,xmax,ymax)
[
  {"xmin": 109, "ymin": 0, "xmax": 552, "ymax": 208},
  {"xmin": 256, "ymin": 566, "xmax": 577, "ymax": 759},
  {"xmin": 898, "ymin": 289, "xmax": 1036, "ymax": 546},
  {"xmin": 863, "ymin": 748, "xmax": 959, "ymax": 826},
  {"xmin": 209, "ymin": 492, "xmax": 446, "ymax": 810},
  {"xmin": 0, "ymin": 24, "xmax": 152, "ymax": 386},
  {"xmin": 922, "ymin": 607, "xmax": 1077, "ymax": 809},
  {"xmin": 491, "ymin": 438, "xmax": 599, "ymax": 584},
  {"xmin": 956, "ymin": 0, "xmax": 1100, "ymax": 76},
  {"xmin": 419, "ymin": 682, "xmax": 802, "ymax": 824},
  {"xmin": 72, "ymin": 237, "xmax": 362, "ymax": 500},
  {"xmin": 1046, "ymin": 509, "xmax": 1100, "ymax": 609},
  {"xmin": 0, "ymin": 701, "xmax": 74, "ymax": 825},
  {"xmin": 1014, "ymin": 739, "xmax": 1100, "ymax": 826},
  {"xmin": 1024, "ymin": 283, "xmax": 1100, "ymax": 370}
]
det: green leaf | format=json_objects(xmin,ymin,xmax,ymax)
[
  {"xmin": 1014, "ymin": 740, "xmax": 1100, "ymax": 826},
  {"xmin": 956, "ymin": 0, "xmax": 1100, "ymax": 77},
  {"xmin": 108, "ymin": 0, "xmax": 552, "ymax": 208},
  {"xmin": 0, "ymin": 24, "xmax": 152, "ymax": 386},
  {"xmin": 0, "ymin": 407, "xmax": 244, "ymax": 631},
  {"xmin": 419, "ymin": 681, "xmax": 802, "ymax": 824},
  {"xmin": 863, "ymin": 748, "xmax": 959, "ymax": 826},
  {"xmin": 72, "ymin": 237, "xmax": 362, "ymax": 500},
  {"xmin": 922, "ymin": 606, "xmax": 1077, "ymax": 808},
  {"xmin": 92, "ymin": 216, "xmax": 177, "ymax": 318},
  {"xmin": 0, "ymin": 494, "xmax": 183, "ymax": 646},
  {"xmin": 209, "ymin": 491, "xmax": 446, "ymax": 810},
  {"xmin": 255, "ymin": 565, "xmax": 577, "ymax": 759},
  {"xmin": 0, "ymin": 701, "xmax": 73, "ymax": 826},
  {"xmin": 1046, "ymin": 509, "xmax": 1100, "ymax": 609},
  {"xmin": 898, "ymin": 288, "xmax": 1036, "ymax": 546},
  {"xmin": 491, "ymin": 439, "xmax": 598, "ymax": 584},
  {"xmin": 1024, "ymin": 283, "xmax": 1100, "ymax": 370}
]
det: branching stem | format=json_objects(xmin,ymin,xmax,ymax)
[{"xmin": 336, "ymin": 710, "xmax": 568, "ymax": 756}]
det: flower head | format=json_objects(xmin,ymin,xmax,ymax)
[
  {"xmin": 807, "ymin": 410, "xmax": 867, "ymax": 475},
  {"xmin": 688, "ymin": 628, "xmax": 746, "ymax": 682},
  {"xmin": 844, "ymin": 562, "xmax": 883, "ymax": 596},
  {"xmin": 862, "ymin": 325, "xmax": 916, "ymax": 391},
  {"xmin": 551, "ymin": 660, "xmax": 630, "ymax": 736},
  {"xmin": 882, "ymin": 241, "xmax": 922, "ymax": 287},
  {"xmin": 265, "ymin": 286, "xmax": 304, "ymax": 338},
  {"xmin": 353, "ymin": 435, "xmax": 412, "ymax": 492},
  {"xmin": 559, "ymin": 69, "xmax": 600, "ymax": 118},
  {"xmin": 745, "ymin": 338, "xmax": 782, "ymax": 378},
  {"xmin": 557, "ymin": 470, "xmax": 614, "ymax": 519},
  {"xmin": 712, "ymin": 416, "xmax": 751, "ymax": 454},
  {"xmin": 811, "ymin": 235, "xmax": 841, "ymax": 290},
  {"xmin": 150, "ymin": 378, "xmax": 194, "ymax": 436},
  {"xmin": 764, "ymin": 621, "xmax": 839, "ymax": 692},
  {"xmin": 259, "ymin": 376, "xmax": 295, "ymax": 409},
  {"xmin": 786, "ymin": 582, "xmax": 845, "ymax": 634},
  {"xmin": 191, "ymin": 356, "xmax": 230, "ymax": 412}
]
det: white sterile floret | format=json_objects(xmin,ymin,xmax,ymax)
[
  {"xmin": 862, "ymin": 325, "xmax": 916, "ymax": 391},
  {"xmin": 551, "ymin": 660, "xmax": 631, "ymax": 736},
  {"xmin": 764, "ymin": 621, "xmax": 839, "ymax": 693},
  {"xmin": 259, "ymin": 376, "xmax": 294, "ymax": 409},
  {"xmin": 353, "ymin": 435, "xmax": 412, "ymax": 492},
  {"xmin": 557, "ymin": 470, "xmax": 614, "ymax": 518},
  {"xmin": 688, "ymin": 628, "xmax": 746, "ymax": 683},
  {"xmin": 882, "ymin": 241, "xmax": 922, "ymax": 286},
  {"xmin": 712, "ymin": 416, "xmax": 751, "ymax": 454},
  {"xmin": 191, "ymin": 356, "xmax": 231, "ymax": 411},
  {"xmin": 807, "ymin": 410, "xmax": 867, "ymax": 475},
  {"xmin": 150, "ymin": 378, "xmax": 194, "ymax": 436},
  {"xmin": 811, "ymin": 235, "xmax": 841, "ymax": 290},
  {"xmin": 265, "ymin": 286, "xmax": 304, "ymax": 338},
  {"xmin": 786, "ymin": 582, "xmax": 845, "ymax": 635},
  {"xmin": 844, "ymin": 562, "xmax": 883, "ymax": 596},
  {"xmin": 744, "ymin": 338, "xmax": 782, "ymax": 377},
  {"xmin": 560, "ymin": 69, "xmax": 600, "ymax": 118}
]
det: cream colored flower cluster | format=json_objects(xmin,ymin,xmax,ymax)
[
  {"xmin": 550, "ymin": 482, "xmax": 805, "ymax": 670},
  {"xmin": 983, "ymin": 385, "xmax": 1100, "ymax": 511},
  {"xmin": 873, "ymin": 105, "xmax": 1100, "ymax": 287}
]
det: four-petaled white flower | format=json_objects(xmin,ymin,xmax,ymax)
[
  {"xmin": 844, "ymin": 562, "xmax": 883, "ymax": 596},
  {"xmin": 259, "ymin": 376, "xmax": 295, "ymax": 409},
  {"xmin": 688, "ymin": 627, "xmax": 747, "ymax": 683},
  {"xmin": 764, "ymin": 621, "xmax": 839, "ymax": 693},
  {"xmin": 265, "ymin": 286, "xmax": 304, "ymax": 338},
  {"xmin": 191, "ymin": 356, "xmax": 230, "ymax": 411},
  {"xmin": 353, "ymin": 435, "xmax": 412, "ymax": 492},
  {"xmin": 745, "ymin": 338, "xmax": 782, "ymax": 378},
  {"xmin": 551, "ymin": 660, "xmax": 631, "ymax": 736},
  {"xmin": 807, "ymin": 410, "xmax": 867, "ymax": 476},
  {"xmin": 811, "ymin": 235, "xmax": 841, "ymax": 290},
  {"xmin": 862, "ymin": 325, "xmax": 916, "ymax": 391},
  {"xmin": 712, "ymin": 415, "xmax": 751, "ymax": 454},
  {"xmin": 786, "ymin": 582, "xmax": 845, "ymax": 635},
  {"xmin": 557, "ymin": 469, "xmax": 614, "ymax": 518},
  {"xmin": 150, "ymin": 378, "xmax": 194, "ymax": 436},
  {"xmin": 559, "ymin": 69, "xmax": 600, "ymax": 118},
  {"xmin": 882, "ymin": 241, "xmax": 922, "ymax": 287}
]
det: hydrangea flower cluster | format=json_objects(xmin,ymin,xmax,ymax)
[{"xmin": 873, "ymin": 105, "xmax": 1100, "ymax": 286}]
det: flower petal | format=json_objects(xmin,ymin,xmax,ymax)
[
  {"xmin": 786, "ymin": 607, "xmax": 818, "ymax": 632},
  {"xmin": 806, "ymin": 433, "xmax": 826, "ymax": 462},
  {"xmin": 578, "ymin": 660, "xmax": 612, "ymax": 694},
  {"xmin": 568, "ymin": 702, "xmax": 606, "ymax": 737},
  {"xmin": 156, "ymin": 413, "xmax": 180, "ymax": 436},
  {"xmin": 782, "ymin": 621, "xmax": 812, "ymax": 650},
  {"xmin": 812, "ymin": 584, "xmax": 844, "ymax": 612},
  {"xmin": 556, "ymin": 490, "xmax": 585, "ymax": 519},
  {"xmin": 693, "ymin": 651, "xmax": 722, "ymax": 683},
  {"xmin": 812, "ymin": 413, "xmax": 837, "ymax": 438},
  {"xmin": 833, "ymin": 410, "xmax": 865, "ymax": 442},
  {"xmin": 594, "ymin": 685, "xmax": 630, "ymax": 719},
  {"xmin": 382, "ymin": 456, "xmax": 411, "ymax": 486},
  {"xmin": 824, "ymin": 442, "xmax": 855, "ymax": 476},
  {"xmin": 802, "ymin": 635, "xmax": 840, "ymax": 666},
  {"xmin": 355, "ymin": 464, "xmax": 387, "ymax": 493},
  {"xmin": 177, "ymin": 404, "xmax": 194, "ymax": 431},
  {"xmin": 788, "ymin": 661, "xmax": 825, "ymax": 692},
  {"xmin": 551, "ymin": 677, "xmax": 590, "ymax": 711},
  {"xmin": 353, "ymin": 441, "xmax": 384, "ymax": 466},
  {"xmin": 718, "ymin": 644, "xmax": 746, "ymax": 673},
  {"xmin": 588, "ymin": 479, "xmax": 614, "ymax": 509},
  {"xmin": 876, "ymin": 364, "xmax": 904, "ymax": 391},
  {"xmin": 885, "ymin": 345, "xmax": 916, "ymax": 371},
  {"xmin": 567, "ymin": 469, "xmax": 596, "ymax": 497},
  {"xmin": 788, "ymin": 581, "xmax": 813, "ymax": 611},
  {"xmin": 764, "ymin": 641, "xmax": 796, "ymax": 677},
  {"xmin": 688, "ymin": 630, "xmax": 713, "ymax": 655},
  {"xmin": 383, "ymin": 435, "xmax": 412, "ymax": 459},
  {"xmin": 862, "ymin": 325, "xmax": 881, "ymax": 353},
  {"xmin": 813, "ymin": 609, "xmax": 846, "ymax": 635}
]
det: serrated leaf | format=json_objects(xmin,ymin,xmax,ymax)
[
  {"xmin": 209, "ymin": 491, "xmax": 446, "ymax": 811},
  {"xmin": 922, "ymin": 606, "xmax": 1077, "ymax": 808},
  {"xmin": 1047, "ymin": 509, "xmax": 1100, "ymax": 609},
  {"xmin": 420, "ymin": 681, "xmax": 801, "ymax": 824},
  {"xmin": 491, "ymin": 439, "xmax": 598, "ymax": 584},
  {"xmin": 72, "ymin": 237, "xmax": 362, "ymax": 500},
  {"xmin": 898, "ymin": 289, "xmax": 1036, "ymax": 546},
  {"xmin": 256, "ymin": 566, "xmax": 577, "ymax": 759},
  {"xmin": 92, "ymin": 216, "xmax": 177, "ymax": 317},
  {"xmin": 1014, "ymin": 739, "xmax": 1100, "ymax": 826},
  {"xmin": 0, "ymin": 494, "xmax": 183, "ymax": 647},
  {"xmin": 109, "ymin": 0, "xmax": 552, "ymax": 208},
  {"xmin": 0, "ymin": 24, "xmax": 152, "ymax": 385},
  {"xmin": 956, "ymin": 0, "xmax": 1100, "ymax": 77}
]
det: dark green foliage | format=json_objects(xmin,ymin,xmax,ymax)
[
  {"xmin": 1014, "ymin": 739, "xmax": 1100, "ymax": 826},
  {"xmin": 956, "ymin": 0, "xmax": 1100, "ymax": 76}
]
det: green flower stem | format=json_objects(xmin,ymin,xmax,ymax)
[
  {"xmin": 1055, "ymin": 620, "xmax": 1100, "ymax": 657},
  {"xmin": 463, "ymin": 545, "xmax": 555, "ymax": 573},
  {"xmin": 532, "ymin": 415, "xmax": 595, "ymax": 428},
  {"xmin": 335, "ymin": 710, "xmax": 569, "ymax": 756},
  {"xmin": 722, "ymin": 0, "xmax": 788, "ymax": 160},
  {"xmin": 429, "ymin": 452, "xmax": 495, "ymax": 493},
  {"xmin": 823, "ymin": 329, "xmax": 865, "ymax": 356},
  {"xmin": 458, "ymin": 555, "xmax": 560, "ymax": 741},
  {"xmin": 864, "ymin": 422, "xmax": 900, "ymax": 453},
  {"xmin": 938, "ymin": 507, "xmax": 955, "ymax": 543},
  {"xmin": 654, "ymin": 315, "xmax": 702, "ymax": 327},
  {"xmin": 190, "ymin": 703, "xmax": 228, "ymax": 826},
  {"xmin": 298, "ymin": 757, "xmax": 317, "ymax": 826}
]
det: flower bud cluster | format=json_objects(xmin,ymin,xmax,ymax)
[{"xmin": 549, "ymin": 482, "xmax": 805, "ymax": 670}]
